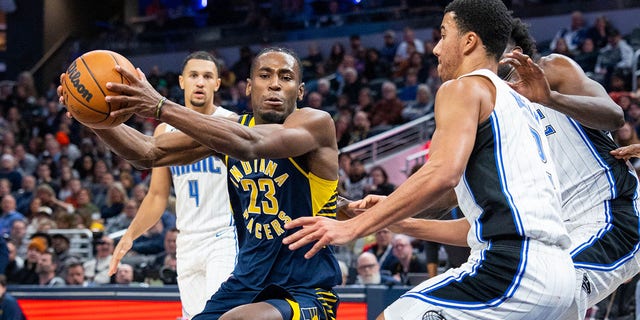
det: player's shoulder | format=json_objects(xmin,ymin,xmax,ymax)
[
  {"xmin": 438, "ymin": 75, "xmax": 494, "ymax": 101},
  {"xmin": 291, "ymin": 107, "xmax": 334, "ymax": 123},
  {"xmin": 538, "ymin": 53, "xmax": 579, "ymax": 71}
]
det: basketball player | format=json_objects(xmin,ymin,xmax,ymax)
[
  {"xmin": 283, "ymin": 1, "xmax": 576, "ymax": 319},
  {"xmin": 500, "ymin": 19, "xmax": 640, "ymax": 319},
  {"xmin": 106, "ymin": 51, "xmax": 237, "ymax": 319},
  {"xmin": 59, "ymin": 47, "xmax": 341, "ymax": 320}
]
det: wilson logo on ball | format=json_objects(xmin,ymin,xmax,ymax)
[{"xmin": 66, "ymin": 61, "xmax": 94, "ymax": 103}]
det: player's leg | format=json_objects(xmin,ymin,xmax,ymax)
[
  {"xmin": 221, "ymin": 285, "xmax": 339, "ymax": 320},
  {"xmin": 176, "ymin": 233, "xmax": 208, "ymax": 318},
  {"xmin": 205, "ymin": 227, "xmax": 237, "ymax": 296},
  {"xmin": 192, "ymin": 278, "xmax": 256, "ymax": 320}
]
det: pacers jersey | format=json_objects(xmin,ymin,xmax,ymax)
[
  {"xmin": 224, "ymin": 114, "xmax": 342, "ymax": 290},
  {"xmin": 454, "ymin": 69, "xmax": 570, "ymax": 250},
  {"xmin": 165, "ymin": 106, "xmax": 235, "ymax": 233},
  {"xmin": 534, "ymin": 104, "xmax": 639, "ymax": 220}
]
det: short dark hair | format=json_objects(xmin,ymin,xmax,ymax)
[
  {"xmin": 250, "ymin": 47, "xmax": 303, "ymax": 83},
  {"xmin": 181, "ymin": 51, "xmax": 220, "ymax": 75},
  {"xmin": 445, "ymin": 0, "xmax": 512, "ymax": 60},
  {"xmin": 510, "ymin": 18, "xmax": 537, "ymax": 58}
]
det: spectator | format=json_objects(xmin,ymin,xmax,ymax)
[
  {"xmin": 0, "ymin": 195, "xmax": 25, "ymax": 237},
  {"xmin": 100, "ymin": 182, "xmax": 128, "ymax": 221},
  {"xmin": 390, "ymin": 234, "xmax": 426, "ymax": 285},
  {"xmin": 14, "ymin": 237, "xmax": 46, "ymax": 284},
  {"xmin": 64, "ymin": 260, "xmax": 88, "ymax": 286},
  {"xmin": 36, "ymin": 250, "xmax": 65, "ymax": 286},
  {"xmin": 13, "ymin": 175, "xmax": 36, "ymax": 215},
  {"xmin": 4, "ymin": 242, "xmax": 23, "ymax": 283},
  {"xmin": 8, "ymin": 219, "xmax": 26, "ymax": 256},
  {"xmin": 0, "ymin": 274, "xmax": 26, "ymax": 320},
  {"xmin": 325, "ymin": 42, "xmax": 346, "ymax": 75},
  {"xmin": 362, "ymin": 48, "xmax": 391, "ymax": 82},
  {"xmin": 50, "ymin": 233, "xmax": 78, "ymax": 275},
  {"xmin": 363, "ymin": 166, "xmax": 395, "ymax": 196},
  {"xmin": 301, "ymin": 42, "xmax": 324, "ymax": 81},
  {"xmin": 364, "ymin": 228, "xmax": 399, "ymax": 273},
  {"xmin": 35, "ymin": 162, "xmax": 59, "ymax": 193},
  {"xmin": 397, "ymin": 69, "xmax": 419, "ymax": 102},
  {"xmin": 395, "ymin": 26, "xmax": 425, "ymax": 61},
  {"xmin": 369, "ymin": 81, "xmax": 405, "ymax": 130},
  {"xmin": 379, "ymin": 29, "xmax": 399, "ymax": 64},
  {"xmin": 348, "ymin": 111, "xmax": 372, "ymax": 146},
  {"xmin": 344, "ymin": 158, "xmax": 368, "ymax": 201},
  {"xmin": 0, "ymin": 154, "xmax": 22, "ymax": 192},
  {"xmin": 355, "ymin": 251, "xmax": 398, "ymax": 285},
  {"xmin": 113, "ymin": 263, "xmax": 136, "ymax": 285},
  {"xmin": 316, "ymin": 78, "xmax": 337, "ymax": 109},
  {"xmin": 339, "ymin": 67, "xmax": 362, "ymax": 105},
  {"xmin": 13, "ymin": 144, "xmax": 38, "ymax": 177},
  {"xmin": 586, "ymin": 15, "xmax": 611, "ymax": 49},
  {"xmin": 596, "ymin": 28, "xmax": 634, "ymax": 89},
  {"xmin": 83, "ymin": 235, "xmax": 114, "ymax": 285},
  {"xmin": 316, "ymin": 0, "xmax": 344, "ymax": 28},
  {"xmin": 549, "ymin": 10, "xmax": 587, "ymax": 54},
  {"xmin": 402, "ymin": 84, "xmax": 434, "ymax": 122},
  {"xmin": 131, "ymin": 219, "xmax": 165, "ymax": 255},
  {"xmin": 574, "ymin": 38, "xmax": 599, "ymax": 75},
  {"xmin": 74, "ymin": 188, "xmax": 100, "ymax": 227},
  {"xmin": 105, "ymin": 199, "xmax": 138, "ymax": 234}
]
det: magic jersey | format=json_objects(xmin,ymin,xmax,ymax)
[
  {"xmin": 224, "ymin": 114, "xmax": 342, "ymax": 290},
  {"xmin": 454, "ymin": 69, "xmax": 570, "ymax": 250},
  {"xmin": 534, "ymin": 103, "xmax": 640, "ymax": 268},
  {"xmin": 166, "ymin": 106, "xmax": 235, "ymax": 233}
]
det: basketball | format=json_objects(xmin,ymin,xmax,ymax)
[{"xmin": 63, "ymin": 50, "xmax": 136, "ymax": 129}]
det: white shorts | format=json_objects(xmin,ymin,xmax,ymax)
[
  {"xmin": 558, "ymin": 202, "xmax": 640, "ymax": 320},
  {"xmin": 383, "ymin": 239, "xmax": 575, "ymax": 320},
  {"xmin": 176, "ymin": 226, "xmax": 238, "ymax": 318}
]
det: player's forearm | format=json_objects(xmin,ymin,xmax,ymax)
[
  {"xmin": 350, "ymin": 167, "xmax": 457, "ymax": 239},
  {"xmin": 160, "ymin": 102, "xmax": 261, "ymax": 161},
  {"xmin": 92, "ymin": 126, "xmax": 157, "ymax": 169},
  {"xmin": 389, "ymin": 218, "xmax": 470, "ymax": 247},
  {"xmin": 546, "ymin": 91, "xmax": 624, "ymax": 131},
  {"xmin": 123, "ymin": 193, "xmax": 168, "ymax": 240}
]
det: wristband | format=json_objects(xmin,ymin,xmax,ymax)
[{"xmin": 155, "ymin": 97, "xmax": 167, "ymax": 120}]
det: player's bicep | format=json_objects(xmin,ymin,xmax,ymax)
[{"xmin": 428, "ymin": 81, "xmax": 482, "ymax": 180}]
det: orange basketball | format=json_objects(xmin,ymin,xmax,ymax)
[{"xmin": 63, "ymin": 50, "xmax": 136, "ymax": 129}]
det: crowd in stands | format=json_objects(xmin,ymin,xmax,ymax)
[{"xmin": 1, "ymin": 10, "xmax": 640, "ymax": 320}]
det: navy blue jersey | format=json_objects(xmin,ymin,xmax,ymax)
[{"xmin": 224, "ymin": 114, "xmax": 341, "ymax": 290}]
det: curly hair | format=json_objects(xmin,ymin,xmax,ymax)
[
  {"xmin": 510, "ymin": 18, "xmax": 538, "ymax": 58},
  {"xmin": 445, "ymin": 0, "xmax": 512, "ymax": 60}
]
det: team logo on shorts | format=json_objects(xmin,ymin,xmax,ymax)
[
  {"xmin": 301, "ymin": 307, "xmax": 319, "ymax": 320},
  {"xmin": 422, "ymin": 310, "xmax": 447, "ymax": 320}
]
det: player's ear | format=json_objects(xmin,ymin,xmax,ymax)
[
  {"xmin": 463, "ymin": 31, "xmax": 480, "ymax": 55},
  {"xmin": 297, "ymin": 82, "xmax": 305, "ymax": 101},
  {"xmin": 178, "ymin": 75, "xmax": 185, "ymax": 90},
  {"xmin": 213, "ymin": 77, "xmax": 221, "ymax": 93},
  {"xmin": 245, "ymin": 79, "xmax": 252, "ymax": 97}
]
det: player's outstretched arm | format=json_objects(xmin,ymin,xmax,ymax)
[
  {"xmin": 389, "ymin": 218, "xmax": 470, "ymax": 247},
  {"xmin": 610, "ymin": 144, "xmax": 640, "ymax": 160},
  {"xmin": 108, "ymin": 125, "xmax": 173, "ymax": 276},
  {"xmin": 284, "ymin": 77, "xmax": 482, "ymax": 258},
  {"xmin": 502, "ymin": 52, "xmax": 623, "ymax": 130},
  {"xmin": 58, "ymin": 73, "xmax": 214, "ymax": 169}
]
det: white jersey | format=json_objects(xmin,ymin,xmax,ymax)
[
  {"xmin": 535, "ymin": 104, "xmax": 639, "ymax": 223},
  {"xmin": 165, "ymin": 106, "xmax": 235, "ymax": 234},
  {"xmin": 384, "ymin": 70, "xmax": 576, "ymax": 320},
  {"xmin": 535, "ymin": 103, "xmax": 640, "ymax": 319},
  {"xmin": 454, "ymin": 69, "xmax": 570, "ymax": 250}
]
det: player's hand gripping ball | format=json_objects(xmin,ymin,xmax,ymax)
[{"xmin": 63, "ymin": 50, "xmax": 136, "ymax": 128}]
